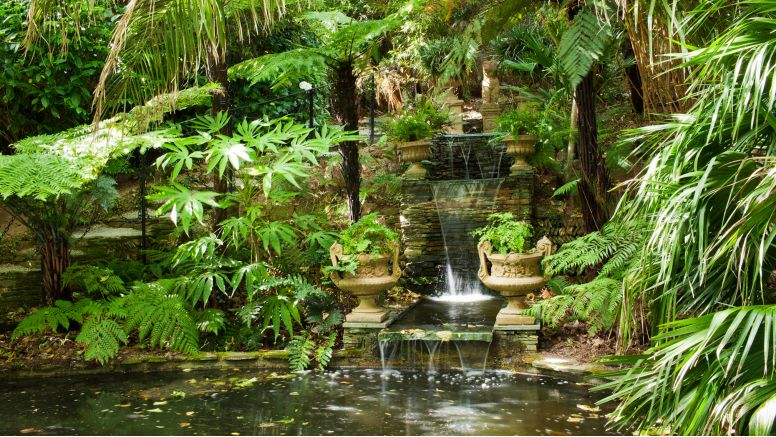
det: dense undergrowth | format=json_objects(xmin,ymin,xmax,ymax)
[{"xmin": 1, "ymin": 0, "xmax": 775, "ymax": 435}]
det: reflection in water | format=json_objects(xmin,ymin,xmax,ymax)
[
  {"xmin": 391, "ymin": 298, "xmax": 503, "ymax": 329},
  {"xmin": 0, "ymin": 369, "xmax": 619, "ymax": 436}
]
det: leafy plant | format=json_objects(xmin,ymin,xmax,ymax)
[
  {"xmin": 63, "ymin": 264, "xmax": 126, "ymax": 298},
  {"xmin": 597, "ymin": 306, "xmax": 776, "ymax": 436},
  {"xmin": 76, "ymin": 317, "xmax": 128, "ymax": 365},
  {"xmin": 385, "ymin": 96, "xmax": 450, "ymax": 143},
  {"xmin": 385, "ymin": 112, "xmax": 433, "ymax": 142},
  {"xmin": 496, "ymin": 108, "xmax": 542, "ymax": 137},
  {"xmin": 470, "ymin": 212, "xmax": 533, "ymax": 255},
  {"xmin": 12, "ymin": 299, "xmax": 97, "ymax": 338},
  {"xmin": 338, "ymin": 213, "xmax": 398, "ymax": 256},
  {"xmin": 543, "ymin": 220, "xmax": 644, "ymax": 279},
  {"xmin": 529, "ymin": 278, "xmax": 622, "ymax": 336}
]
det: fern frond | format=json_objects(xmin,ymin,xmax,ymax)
[
  {"xmin": 558, "ymin": 8, "xmax": 612, "ymax": 88},
  {"xmin": 12, "ymin": 299, "xmax": 95, "ymax": 338},
  {"xmin": 76, "ymin": 318, "xmax": 128, "ymax": 365},
  {"xmin": 544, "ymin": 221, "xmax": 644, "ymax": 277},
  {"xmin": 121, "ymin": 284, "xmax": 199, "ymax": 355},
  {"xmin": 288, "ymin": 335, "xmax": 314, "ymax": 371},
  {"xmin": 314, "ymin": 332, "xmax": 337, "ymax": 372},
  {"xmin": 63, "ymin": 264, "xmax": 126, "ymax": 298},
  {"xmin": 192, "ymin": 308, "xmax": 227, "ymax": 335}
]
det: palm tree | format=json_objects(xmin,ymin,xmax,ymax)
[
  {"xmin": 24, "ymin": 0, "xmax": 292, "ymax": 226},
  {"xmin": 597, "ymin": 0, "xmax": 776, "ymax": 433}
]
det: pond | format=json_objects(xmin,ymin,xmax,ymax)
[{"xmin": 0, "ymin": 368, "xmax": 618, "ymax": 435}]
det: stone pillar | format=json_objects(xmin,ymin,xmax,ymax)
[
  {"xmin": 443, "ymin": 94, "xmax": 465, "ymax": 134},
  {"xmin": 480, "ymin": 102, "xmax": 501, "ymax": 132}
]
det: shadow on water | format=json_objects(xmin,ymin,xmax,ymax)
[{"xmin": 0, "ymin": 369, "xmax": 620, "ymax": 436}]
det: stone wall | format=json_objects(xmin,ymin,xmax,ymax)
[
  {"xmin": 0, "ymin": 210, "xmax": 174, "ymax": 311},
  {"xmin": 399, "ymin": 133, "xmax": 536, "ymax": 294}
]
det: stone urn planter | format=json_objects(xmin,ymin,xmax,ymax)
[
  {"xmin": 477, "ymin": 237, "xmax": 553, "ymax": 325},
  {"xmin": 329, "ymin": 243, "xmax": 401, "ymax": 323},
  {"xmin": 397, "ymin": 139, "xmax": 432, "ymax": 178},
  {"xmin": 504, "ymin": 134, "xmax": 538, "ymax": 174}
]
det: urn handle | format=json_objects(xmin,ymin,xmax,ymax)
[
  {"xmin": 329, "ymin": 243, "xmax": 345, "ymax": 286},
  {"xmin": 390, "ymin": 242, "xmax": 402, "ymax": 280},
  {"xmin": 535, "ymin": 236, "xmax": 554, "ymax": 257},
  {"xmin": 477, "ymin": 240, "xmax": 492, "ymax": 281}
]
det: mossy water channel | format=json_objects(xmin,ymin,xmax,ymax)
[{"xmin": 0, "ymin": 368, "xmax": 616, "ymax": 435}]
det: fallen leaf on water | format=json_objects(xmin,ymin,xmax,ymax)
[
  {"xmin": 566, "ymin": 417, "xmax": 584, "ymax": 423},
  {"xmin": 275, "ymin": 418, "xmax": 294, "ymax": 424},
  {"xmin": 231, "ymin": 432, "xmax": 240, "ymax": 435},
  {"xmin": 118, "ymin": 403, "xmax": 132, "ymax": 408},
  {"xmin": 259, "ymin": 423, "xmax": 276, "ymax": 428},
  {"xmin": 20, "ymin": 428, "xmax": 41, "ymax": 434},
  {"xmin": 147, "ymin": 408, "xmax": 163, "ymax": 413},
  {"xmin": 153, "ymin": 401, "xmax": 167, "ymax": 406},
  {"xmin": 179, "ymin": 423, "xmax": 191, "ymax": 428},
  {"xmin": 185, "ymin": 411, "xmax": 195, "ymax": 416},
  {"xmin": 289, "ymin": 392, "xmax": 299, "ymax": 396},
  {"xmin": 577, "ymin": 404, "xmax": 600, "ymax": 412}
]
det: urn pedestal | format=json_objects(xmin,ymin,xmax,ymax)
[
  {"xmin": 480, "ymin": 103, "xmax": 501, "ymax": 132},
  {"xmin": 477, "ymin": 237, "xmax": 553, "ymax": 326},
  {"xmin": 504, "ymin": 135, "xmax": 538, "ymax": 175},
  {"xmin": 398, "ymin": 139, "xmax": 432, "ymax": 179},
  {"xmin": 330, "ymin": 243, "xmax": 401, "ymax": 323},
  {"xmin": 443, "ymin": 94, "xmax": 465, "ymax": 134}
]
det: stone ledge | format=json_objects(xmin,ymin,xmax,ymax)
[
  {"xmin": 342, "ymin": 299, "xmax": 420, "ymax": 329},
  {"xmin": 494, "ymin": 324, "xmax": 541, "ymax": 331}
]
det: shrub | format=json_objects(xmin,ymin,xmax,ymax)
[
  {"xmin": 339, "ymin": 213, "xmax": 398, "ymax": 256},
  {"xmin": 496, "ymin": 108, "xmax": 543, "ymax": 136},
  {"xmin": 470, "ymin": 212, "xmax": 533, "ymax": 254}
]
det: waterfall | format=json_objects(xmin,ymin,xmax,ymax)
[{"xmin": 431, "ymin": 178, "xmax": 504, "ymax": 300}]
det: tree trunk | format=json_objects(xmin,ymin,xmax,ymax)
[
  {"xmin": 40, "ymin": 230, "xmax": 71, "ymax": 303},
  {"xmin": 569, "ymin": 1, "xmax": 613, "ymax": 232},
  {"xmin": 621, "ymin": 37, "xmax": 644, "ymax": 114},
  {"xmin": 575, "ymin": 70, "xmax": 612, "ymax": 231},
  {"xmin": 623, "ymin": 8, "xmax": 689, "ymax": 117},
  {"xmin": 331, "ymin": 61, "xmax": 361, "ymax": 223},
  {"xmin": 207, "ymin": 47, "xmax": 232, "ymax": 230}
]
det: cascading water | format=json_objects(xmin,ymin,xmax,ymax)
[
  {"xmin": 378, "ymin": 134, "xmax": 509, "ymax": 373},
  {"xmin": 431, "ymin": 178, "xmax": 504, "ymax": 301}
]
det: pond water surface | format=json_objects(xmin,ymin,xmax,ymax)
[{"xmin": 0, "ymin": 368, "xmax": 617, "ymax": 435}]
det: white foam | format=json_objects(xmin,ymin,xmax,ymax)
[{"xmin": 428, "ymin": 294, "xmax": 495, "ymax": 303}]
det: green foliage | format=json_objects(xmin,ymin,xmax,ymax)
[
  {"xmin": 543, "ymin": 221, "xmax": 644, "ymax": 279},
  {"xmin": 0, "ymin": 0, "xmax": 113, "ymax": 147},
  {"xmin": 12, "ymin": 299, "xmax": 96, "ymax": 338},
  {"xmin": 122, "ymin": 283, "xmax": 199, "ymax": 355},
  {"xmin": 288, "ymin": 335, "xmax": 314, "ymax": 371},
  {"xmin": 552, "ymin": 179, "xmax": 579, "ymax": 197},
  {"xmin": 288, "ymin": 331, "xmax": 336, "ymax": 372},
  {"xmin": 529, "ymin": 278, "xmax": 622, "ymax": 336},
  {"xmin": 191, "ymin": 308, "xmax": 227, "ymax": 335},
  {"xmin": 597, "ymin": 305, "xmax": 776, "ymax": 436},
  {"xmin": 470, "ymin": 212, "xmax": 533, "ymax": 255},
  {"xmin": 557, "ymin": 8, "xmax": 612, "ymax": 89},
  {"xmin": 63, "ymin": 264, "xmax": 126, "ymax": 298},
  {"xmin": 76, "ymin": 318, "xmax": 128, "ymax": 365},
  {"xmin": 385, "ymin": 96, "xmax": 450, "ymax": 142},
  {"xmin": 385, "ymin": 112, "xmax": 432, "ymax": 142},
  {"xmin": 496, "ymin": 108, "xmax": 543, "ymax": 137},
  {"xmin": 338, "ymin": 213, "xmax": 398, "ymax": 256}
]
